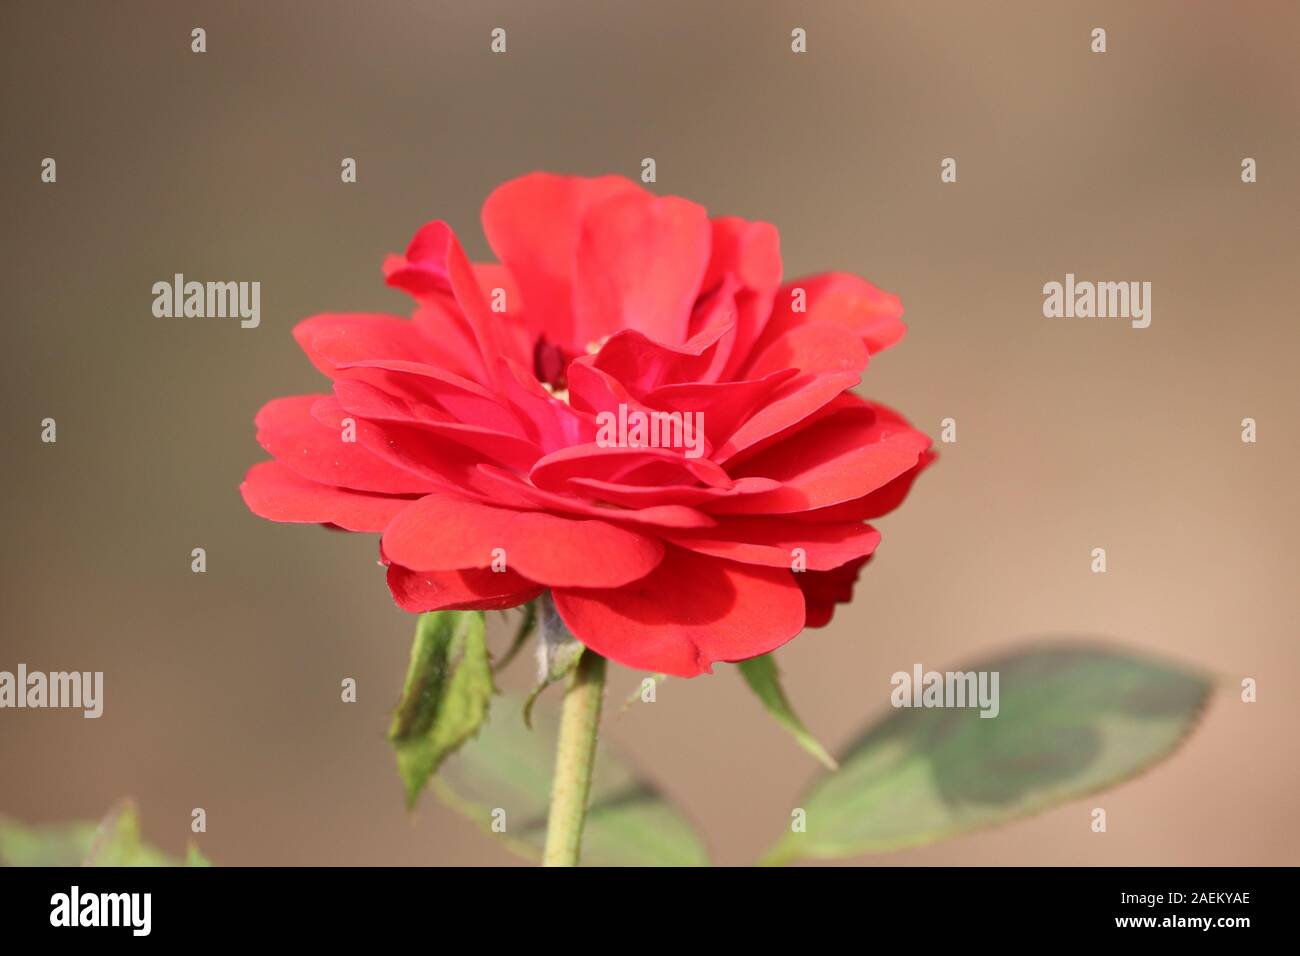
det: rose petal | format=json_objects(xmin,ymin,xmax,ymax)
[
  {"xmin": 587, "ymin": 315, "xmax": 735, "ymax": 397},
  {"xmin": 494, "ymin": 356, "xmax": 595, "ymax": 452},
  {"xmin": 749, "ymin": 273, "xmax": 905, "ymax": 369},
  {"xmin": 700, "ymin": 217, "xmax": 783, "ymax": 379},
  {"xmin": 381, "ymin": 493, "xmax": 665, "ymax": 588},
  {"xmin": 386, "ymin": 563, "xmax": 542, "ymax": 612},
  {"xmin": 566, "ymin": 475, "xmax": 780, "ymax": 509},
  {"xmin": 293, "ymin": 313, "xmax": 436, "ymax": 378},
  {"xmin": 473, "ymin": 464, "xmax": 718, "ymax": 530},
  {"xmin": 240, "ymin": 461, "xmax": 415, "ymax": 532},
  {"xmin": 530, "ymin": 443, "xmax": 730, "ymax": 493},
  {"xmin": 744, "ymin": 321, "xmax": 870, "ymax": 379},
  {"xmin": 665, "ymin": 517, "xmax": 880, "ymax": 570},
  {"xmin": 385, "ymin": 222, "xmax": 503, "ymax": 385},
  {"xmin": 800, "ymin": 449, "xmax": 937, "ymax": 523},
  {"xmin": 712, "ymin": 401, "xmax": 932, "ymax": 514},
  {"xmin": 331, "ymin": 374, "xmax": 524, "ymax": 438},
  {"xmin": 254, "ymin": 395, "xmax": 438, "ymax": 494},
  {"xmin": 573, "ymin": 191, "xmax": 712, "ymax": 347},
  {"xmin": 553, "ymin": 547, "xmax": 806, "ymax": 677},
  {"xmin": 316, "ymin": 389, "xmax": 540, "ymax": 472},
  {"xmin": 482, "ymin": 172, "xmax": 645, "ymax": 349},
  {"xmin": 713, "ymin": 371, "xmax": 859, "ymax": 464},
  {"xmin": 798, "ymin": 556, "xmax": 871, "ymax": 628},
  {"xmin": 643, "ymin": 369, "xmax": 798, "ymax": 450}
]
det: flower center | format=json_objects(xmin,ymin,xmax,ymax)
[{"xmin": 532, "ymin": 337, "xmax": 567, "ymax": 389}]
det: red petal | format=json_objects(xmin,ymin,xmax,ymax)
[
  {"xmin": 494, "ymin": 357, "xmax": 594, "ymax": 453},
  {"xmin": 744, "ymin": 321, "xmax": 870, "ymax": 379},
  {"xmin": 566, "ymin": 361, "xmax": 650, "ymax": 419},
  {"xmin": 713, "ymin": 371, "xmax": 859, "ymax": 464},
  {"xmin": 665, "ymin": 517, "xmax": 880, "ymax": 570},
  {"xmin": 314, "ymin": 390, "xmax": 540, "ymax": 472},
  {"xmin": 700, "ymin": 217, "xmax": 783, "ymax": 379},
  {"xmin": 386, "ymin": 563, "xmax": 542, "ymax": 612},
  {"xmin": 680, "ymin": 276, "xmax": 741, "ymax": 382},
  {"xmin": 587, "ymin": 316, "xmax": 735, "ymax": 396},
  {"xmin": 571, "ymin": 191, "xmax": 712, "ymax": 347},
  {"xmin": 801, "ymin": 449, "xmax": 937, "ymax": 522},
  {"xmin": 749, "ymin": 273, "xmax": 905, "ymax": 372},
  {"xmin": 473, "ymin": 464, "xmax": 718, "ymax": 530},
  {"xmin": 482, "ymin": 173, "xmax": 645, "ymax": 348},
  {"xmin": 553, "ymin": 547, "xmax": 806, "ymax": 677},
  {"xmin": 530, "ymin": 443, "xmax": 730, "ymax": 494},
  {"xmin": 383, "ymin": 222, "xmax": 453, "ymax": 296},
  {"xmin": 240, "ymin": 461, "xmax": 414, "ymax": 532},
  {"xmin": 380, "ymin": 493, "xmax": 664, "ymax": 588},
  {"xmin": 408, "ymin": 300, "xmax": 493, "ymax": 382},
  {"xmin": 331, "ymin": 374, "xmax": 524, "ymax": 439},
  {"xmin": 344, "ymin": 416, "xmax": 515, "ymax": 501},
  {"xmin": 643, "ymin": 369, "xmax": 798, "ymax": 450},
  {"xmin": 255, "ymin": 395, "xmax": 438, "ymax": 494},
  {"xmin": 293, "ymin": 313, "xmax": 435, "ymax": 379},
  {"xmin": 566, "ymin": 475, "xmax": 779, "ymax": 509},
  {"xmin": 798, "ymin": 556, "xmax": 871, "ymax": 628},
  {"xmin": 385, "ymin": 222, "xmax": 503, "ymax": 385},
  {"xmin": 712, "ymin": 402, "xmax": 932, "ymax": 514}
]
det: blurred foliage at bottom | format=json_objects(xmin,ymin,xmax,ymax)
[{"xmin": 0, "ymin": 800, "xmax": 210, "ymax": 867}]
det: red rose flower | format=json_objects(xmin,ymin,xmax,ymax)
[{"xmin": 241, "ymin": 173, "xmax": 933, "ymax": 677}]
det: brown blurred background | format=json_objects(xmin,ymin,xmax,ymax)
[{"xmin": 2, "ymin": 0, "xmax": 1297, "ymax": 865}]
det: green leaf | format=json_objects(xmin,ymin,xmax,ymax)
[
  {"xmin": 0, "ymin": 817, "xmax": 99, "ymax": 866},
  {"xmin": 389, "ymin": 610, "xmax": 495, "ymax": 810},
  {"xmin": 185, "ymin": 843, "xmax": 213, "ymax": 867},
  {"xmin": 737, "ymin": 654, "xmax": 837, "ymax": 770},
  {"xmin": 762, "ymin": 642, "xmax": 1213, "ymax": 864},
  {"xmin": 0, "ymin": 800, "xmax": 207, "ymax": 866},
  {"xmin": 433, "ymin": 694, "xmax": 709, "ymax": 866},
  {"xmin": 82, "ymin": 800, "xmax": 174, "ymax": 866}
]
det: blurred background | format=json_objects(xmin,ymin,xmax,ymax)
[{"xmin": 1, "ymin": 0, "xmax": 1297, "ymax": 865}]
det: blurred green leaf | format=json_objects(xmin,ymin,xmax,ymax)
[
  {"xmin": 82, "ymin": 800, "xmax": 174, "ymax": 866},
  {"xmin": 184, "ymin": 843, "xmax": 213, "ymax": 867},
  {"xmin": 737, "ymin": 654, "xmax": 837, "ymax": 770},
  {"xmin": 762, "ymin": 642, "xmax": 1213, "ymax": 864},
  {"xmin": 0, "ymin": 818, "xmax": 98, "ymax": 866},
  {"xmin": 389, "ymin": 610, "xmax": 494, "ymax": 810},
  {"xmin": 1, "ymin": 800, "xmax": 207, "ymax": 866},
  {"xmin": 434, "ymin": 694, "xmax": 709, "ymax": 866}
]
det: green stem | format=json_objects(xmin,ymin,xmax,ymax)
[{"xmin": 541, "ymin": 650, "xmax": 607, "ymax": 866}]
